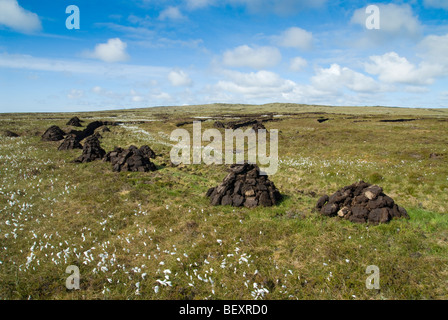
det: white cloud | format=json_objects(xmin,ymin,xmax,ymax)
[
  {"xmin": 185, "ymin": 0, "xmax": 215, "ymax": 10},
  {"xmin": 168, "ymin": 70, "xmax": 193, "ymax": 86},
  {"xmin": 0, "ymin": 52, "xmax": 168, "ymax": 79},
  {"xmin": 97, "ymin": 22, "xmax": 155, "ymax": 38},
  {"xmin": 151, "ymin": 37, "xmax": 204, "ymax": 49},
  {"xmin": 210, "ymin": 68, "xmax": 371, "ymax": 106},
  {"xmin": 223, "ymin": 69, "xmax": 292, "ymax": 87},
  {"xmin": 92, "ymin": 86, "xmax": 103, "ymax": 94},
  {"xmin": 132, "ymin": 95, "xmax": 144, "ymax": 102},
  {"xmin": 440, "ymin": 91, "xmax": 448, "ymax": 100},
  {"xmin": 222, "ymin": 45, "xmax": 281, "ymax": 69},
  {"xmin": 365, "ymin": 52, "xmax": 419, "ymax": 84},
  {"xmin": 67, "ymin": 89, "xmax": 84, "ymax": 100},
  {"xmin": 423, "ymin": 0, "xmax": 448, "ymax": 9},
  {"xmin": 363, "ymin": 34, "xmax": 448, "ymax": 87},
  {"xmin": 228, "ymin": 0, "xmax": 327, "ymax": 15},
  {"xmin": 153, "ymin": 92, "xmax": 172, "ymax": 101},
  {"xmin": 351, "ymin": 4, "xmax": 421, "ymax": 39},
  {"xmin": 0, "ymin": 0, "xmax": 41, "ymax": 33},
  {"xmin": 214, "ymin": 70, "xmax": 296, "ymax": 100},
  {"xmin": 97, "ymin": 22, "xmax": 204, "ymax": 50},
  {"xmin": 127, "ymin": 14, "xmax": 153, "ymax": 27},
  {"xmin": 129, "ymin": 89, "xmax": 144, "ymax": 102},
  {"xmin": 90, "ymin": 86, "xmax": 122, "ymax": 100},
  {"xmin": 84, "ymin": 38, "xmax": 129, "ymax": 63},
  {"xmin": 418, "ymin": 33, "xmax": 448, "ymax": 66},
  {"xmin": 159, "ymin": 6, "xmax": 186, "ymax": 20},
  {"xmin": 365, "ymin": 52, "xmax": 440, "ymax": 85},
  {"xmin": 290, "ymin": 57, "xmax": 307, "ymax": 72},
  {"xmin": 312, "ymin": 64, "xmax": 380, "ymax": 93},
  {"xmin": 273, "ymin": 27, "xmax": 313, "ymax": 50},
  {"xmin": 404, "ymin": 86, "xmax": 430, "ymax": 94}
]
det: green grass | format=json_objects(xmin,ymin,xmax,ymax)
[{"xmin": 0, "ymin": 103, "xmax": 447, "ymax": 300}]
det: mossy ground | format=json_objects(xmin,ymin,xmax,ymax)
[{"xmin": 0, "ymin": 103, "xmax": 447, "ymax": 300}]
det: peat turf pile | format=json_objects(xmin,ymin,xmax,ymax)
[
  {"xmin": 66, "ymin": 117, "xmax": 83, "ymax": 127},
  {"xmin": 316, "ymin": 181, "xmax": 409, "ymax": 224},
  {"xmin": 73, "ymin": 136, "xmax": 105, "ymax": 163},
  {"xmin": 103, "ymin": 145, "xmax": 157, "ymax": 172},
  {"xmin": 139, "ymin": 145, "xmax": 156, "ymax": 159},
  {"xmin": 58, "ymin": 134, "xmax": 83, "ymax": 151},
  {"xmin": 206, "ymin": 163, "xmax": 282, "ymax": 208},
  {"xmin": 42, "ymin": 125, "xmax": 65, "ymax": 141},
  {"xmin": 213, "ymin": 121, "xmax": 225, "ymax": 129},
  {"xmin": 213, "ymin": 120, "xmax": 267, "ymax": 131},
  {"xmin": 251, "ymin": 121, "xmax": 266, "ymax": 131},
  {"xmin": 69, "ymin": 121, "xmax": 106, "ymax": 142},
  {"xmin": 4, "ymin": 130, "xmax": 19, "ymax": 137},
  {"xmin": 44, "ymin": 121, "xmax": 112, "ymax": 144}
]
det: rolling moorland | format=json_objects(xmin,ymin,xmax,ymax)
[{"xmin": 0, "ymin": 103, "xmax": 447, "ymax": 300}]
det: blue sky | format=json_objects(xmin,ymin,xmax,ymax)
[{"xmin": 0, "ymin": 0, "xmax": 447, "ymax": 112}]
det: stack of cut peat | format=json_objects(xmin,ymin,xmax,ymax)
[
  {"xmin": 42, "ymin": 125, "xmax": 65, "ymax": 141},
  {"xmin": 66, "ymin": 116, "xmax": 83, "ymax": 127},
  {"xmin": 103, "ymin": 145, "xmax": 157, "ymax": 172},
  {"xmin": 4, "ymin": 130, "xmax": 19, "ymax": 137},
  {"xmin": 251, "ymin": 121, "xmax": 266, "ymax": 131},
  {"xmin": 58, "ymin": 134, "xmax": 83, "ymax": 151},
  {"xmin": 316, "ymin": 181, "xmax": 409, "ymax": 224},
  {"xmin": 213, "ymin": 121, "xmax": 225, "ymax": 129},
  {"xmin": 68, "ymin": 121, "xmax": 105, "ymax": 142},
  {"xmin": 60, "ymin": 121, "xmax": 108, "ymax": 151},
  {"xmin": 139, "ymin": 145, "xmax": 156, "ymax": 159},
  {"xmin": 206, "ymin": 163, "xmax": 282, "ymax": 208},
  {"xmin": 73, "ymin": 136, "xmax": 106, "ymax": 163}
]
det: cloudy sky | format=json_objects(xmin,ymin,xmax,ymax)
[{"xmin": 0, "ymin": 0, "xmax": 447, "ymax": 112}]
